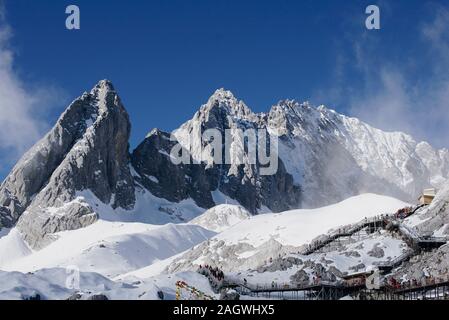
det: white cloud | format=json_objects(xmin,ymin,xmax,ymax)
[
  {"xmin": 349, "ymin": 69, "xmax": 416, "ymax": 134},
  {"xmin": 317, "ymin": 5, "xmax": 449, "ymax": 149},
  {"xmin": 0, "ymin": 5, "xmax": 62, "ymax": 172}
]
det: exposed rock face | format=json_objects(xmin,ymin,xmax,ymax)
[
  {"xmin": 131, "ymin": 129, "xmax": 216, "ymax": 209},
  {"xmin": 1, "ymin": 80, "xmax": 135, "ymax": 248},
  {"xmin": 411, "ymin": 182, "xmax": 449, "ymax": 236},
  {"xmin": 393, "ymin": 244, "xmax": 449, "ymax": 283},
  {"xmin": 368, "ymin": 244, "xmax": 385, "ymax": 258},
  {"xmin": 87, "ymin": 294, "xmax": 109, "ymax": 300},
  {"xmin": 258, "ymin": 256, "xmax": 303, "ymax": 273},
  {"xmin": 172, "ymin": 89, "xmax": 302, "ymax": 213},
  {"xmin": 289, "ymin": 262, "xmax": 339, "ymax": 284},
  {"xmin": 219, "ymin": 289, "xmax": 240, "ymax": 300},
  {"xmin": 17, "ymin": 198, "xmax": 99, "ymax": 249},
  {"xmin": 131, "ymin": 91, "xmax": 302, "ymax": 214},
  {"xmin": 166, "ymin": 237, "xmax": 301, "ymax": 274},
  {"xmin": 171, "ymin": 90, "xmax": 449, "ymax": 210},
  {"xmin": 267, "ymin": 100, "xmax": 448, "ymax": 207},
  {"xmin": 291, "ymin": 270, "xmax": 310, "ymax": 285}
]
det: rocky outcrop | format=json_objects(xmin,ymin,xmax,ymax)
[
  {"xmin": 171, "ymin": 89, "xmax": 302, "ymax": 213},
  {"xmin": 368, "ymin": 244, "xmax": 385, "ymax": 258},
  {"xmin": 267, "ymin": 100, "xmax": 432, "ymax": 207},
  {"xmin": 131, "ymin": 129, "xmax": 216, "ymax": 209},
  {"xmin": 17, "ymin": 199, "xmax": 98, "ymax": 249},
  {"xmin": 392, "ymin": 244, "xmax": 449, "ymax": 284},
  {"xmin": 219, "ymin": 289, "xmax": 240, "ymax": 300},
  {"xmin": 412, "ymin": 182, "xmax": 449, "ymax": 236},
  {"xmin": 87, "ymin": 294, "xmax": 109, "ymax": 300},
  {"xmin": 0, "ymin": 82, "xmax": 112, "ymax": 227}
]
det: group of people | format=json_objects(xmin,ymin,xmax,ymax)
[
  {"xmin": 198, "ymin": 265, "xmax": 225, "ymax": 283},
  {"xmin": 395, "ymin": 207, "xmax": 414, "ymax": 219},
  {"xmin": 312, "ymin": 274, "xmax": 323, "ymax": 285},
  {"xmin": 388, "ymin": 277, "xmax": 402, "ymax": 289},
  {"xmin": 388, "ymin": 275, "xmax": 449, "ymax": 290}
]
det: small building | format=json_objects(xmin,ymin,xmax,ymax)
[{"xmin": 418, "ymin": 188, "xmax": 437, "ymax": 205}]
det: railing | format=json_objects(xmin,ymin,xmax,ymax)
[
  {"xmin": 302, "ymin": 215, "xmax": 391, "ymax": 255},
  {"xmin": 220, "ymin": 205, "xmax": 448, "ymax": 299},
  {"xmin": 399, "ymin": 224, "xmax": 448, "ymax": 245},
  {"xmin": 304, "ymin": 210, "xmax": 448, "ymax": 256},
  {"xmin": 389, "ymin": 276, "xmax": 449, "ymax": 293},
  {"xmin": 375, "ymin": 250, "xmax": 414, "ymax": 269},
  {"xmin": 230, "ymin": 275, "xmax": 369, "ymax": 296}
]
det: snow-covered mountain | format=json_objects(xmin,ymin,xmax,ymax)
[
  {"xmin": 166, "ymin": 194, "xmax": 409, "ymax": 273},
  {"xmin": 225, "ymin": 182, "xmax": 449, "ymax": 294},
  {"xmin": 0, "ymin": 80, "xmax": 448, "ymax": 251},
  {"xmin": 269, "ymin": 100, "xmax": 449, "ymax": 207},
  {"xmin": 174, "ymin": 88, "xmax": 448, "ymax": 208},
  {"xmin": 0, "ymin": 81, "xmax": 136, "ymax": 249},
  {"xmin": 387, "ymin": 183, "xmax": 449, "ymax": 283},
  {"xmin": 0, "ymin": 193, "xmax": 412, "ymax": 300}
]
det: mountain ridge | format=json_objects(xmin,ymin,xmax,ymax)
[{"xmin": 0, "ymin": 80, "xmax": 448, "ymax": 249}]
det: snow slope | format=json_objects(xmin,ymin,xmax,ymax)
[
  {"xmin": 0, "ymin": 268, "xmax": 158, "ymax": 300},
  {"xmin": 211, "ymin": 193, "xmax": 408, "ymax": 247},
  {"xmin": 117, "ymin": 205, "xmax": 252, "ymax": 280},
  {"xmin": 167, "ymin": 194, "xmax": 409, "ymax": 273},
  {"xmin": 0, "ymin": 268, "xmax": 216, "ymax": 300},
  {"xmin": 0, "ymin": 193, "xmax": 411, "ymax": 299},
  {"xmin": 0, "ymin": 220, "xmax": 215, "ymax": 278},
  {"xmin": 267, "ymin": 101, "xmax": 449, "ymax": 207},
  {"xmin": 78, "ymin": 187, "xmax": 206, "ymax": 225}
]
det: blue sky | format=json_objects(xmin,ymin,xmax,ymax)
[{"xmin": 1, "ymin": 0, "xmax": 449, "ymax": 179}]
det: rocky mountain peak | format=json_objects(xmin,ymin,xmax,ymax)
[
  {"xmin": 93, "ymin": 79, "xmax": 115, "ymax": 91},
  {"xmin": 0, "ymin": 80, "xmax": 135, "ymax": 248},
  {"xmin": 270, "ymin": 100, "xmax": 337, "ymax": 122},
  {"xmin": 145, "ymin": 128, "xmax": 166, "ymax": 139},
  {"xmin": 209, "ymin": 88, "xmax": 236, "ymax": 102},
  {"xmin": 275, "ymin": 99, "xmax": 301, "ymax": 110},
  {"xmin": 202, "ymin": 88, "xmax": 256, "ymax": 121}
]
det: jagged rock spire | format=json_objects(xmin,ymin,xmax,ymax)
[{"xmin": 1, "ymin": 80, "xmax": 135, "ymax": 248}]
